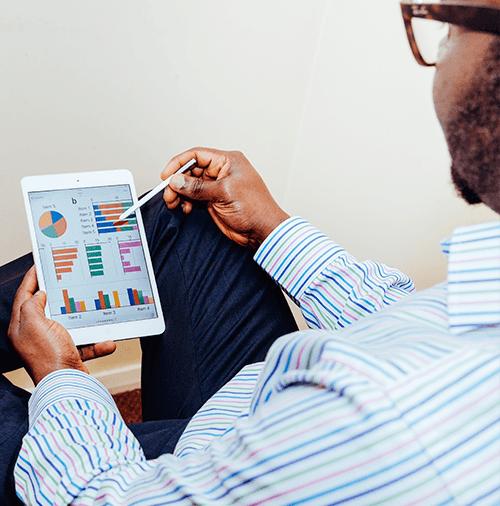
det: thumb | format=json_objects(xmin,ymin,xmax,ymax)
[
  {"xmin": 169, "ymin": 174, "xmax": 220, "ymax": 203},
  {"xmin": 19, "ymin": 290, "xmax": 49, "ymax": 327},
  {"xmin": 29, "ymin": 290, "xmax": 48, "ymax": 315}
]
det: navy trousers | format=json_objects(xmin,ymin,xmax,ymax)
[{"xmin": 0, "ymin": 194, "xmax": 298, "ymax": 505}]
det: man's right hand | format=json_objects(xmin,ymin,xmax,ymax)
[{"xmin": 162, "ymin": 148, "xmax": 290, "ymax": 248}]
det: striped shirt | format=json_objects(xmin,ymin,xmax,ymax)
[{"xmin": 15, "ymin": 217, "xmax": 500, "ymax": 505}]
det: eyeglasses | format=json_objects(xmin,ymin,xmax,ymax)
[{"xmin": 401, "ymin": 1, "xmax": 500, "ymax": 66}]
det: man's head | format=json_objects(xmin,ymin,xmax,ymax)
[{"xmin": 401, "ymin": 0, "xmax": 500, "ymax": 213}]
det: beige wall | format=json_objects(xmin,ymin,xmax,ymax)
[{"xmin": 2, "ymin": 1, "xmax": 497, "ymax": 390}]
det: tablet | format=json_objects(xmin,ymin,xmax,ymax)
[{"xmin": 21, "ymin": 170, "xmax": 165, "ymax": 346}]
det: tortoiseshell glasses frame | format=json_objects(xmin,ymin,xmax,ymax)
[{"xmin": 401, "ymin": 1, "xmax": 500, "ymax": 66}]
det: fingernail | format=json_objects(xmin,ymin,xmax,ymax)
[{"xmin": 170, "ymin": 174, "xmax": 185, "ymax": 190}]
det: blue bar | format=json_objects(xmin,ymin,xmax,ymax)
[
  {"xmin": 95, "ymin": 299, "xmax": 101, "ymax": 310},
  {"xmin": 61, "ymin": 307, "xmax": 67, "ymax": 315},
  {"xmin": 96, "ymin": 221, "xmax": 115, "ymax": 229},
  {"xmin": 99, "ymin": 228, "xmax": 118, "ymax": 234},
  {"xmin": 127, "ymin": 288, "xmax": 135, "ymax": 306}
]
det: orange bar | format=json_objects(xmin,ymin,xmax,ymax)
[
  {"xmin": 56, "ymin": 267, "xmax": 72, "ymax": 274},
  {"xmin": 132, "ymin": 289, "xmax": 140, "ymax": 305},
  {"xmin": 54, "ymin": 261, "xmax": 74, "ymax": 267},
  {"xmin": 96, "ymin": 203, "xmax": 124, "ymax": 210},
  {"xmin": 53, "ymin": 254, "xmax": 78, "ymax": 261},
  {"xmin": 63, "ymin": 289, "xmax": 72, "ymax": 314},
  {"xmin": 113, "ymin": 291, "xmax": 121, "ymax": 308},
  {"xmin": 80, "ymin": 301, "xmax": 87, "ymax": 312},
  {"xmin": 57, "ymin": 275, "xmax": 62, "ymax": 281},
  {"xmin": 98, "ymin": 291, "xmax": 106, "ymax": 309},
  {"xmin": 100, "ymin": 209, "xmax": 122, "ymax": 216},
  {"xmin": 53, "ymin": 248, "xmax": 78, "ymax": 255}
]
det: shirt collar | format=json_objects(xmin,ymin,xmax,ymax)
[{"xmin": 441, "ymin": 221, "xmax": 500, "ymax": 335}]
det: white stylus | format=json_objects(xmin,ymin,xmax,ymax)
[{"xmin": 118, "ymin": 158, "xmax": 196, "ymax": 221}]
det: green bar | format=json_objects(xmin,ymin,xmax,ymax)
[
  {"xmin": 69, "ymin": 298, "xmax": 77, "ymax": 313},
  {"xmin": 103, "ymin": 294, "xmax": 111, "ymax": 309},
  {"xmin": 87, "ymin": 251, "xmax": 102, "ymax": 258},
  {"xmin": 125, "ymin": 219, "xmax": 137, "ymax": 225},
  {"xmin": 89, "ymin": 263, "xmax": 104, "ymax": 270},
  {"xmin": 91, "ymin": 270, "xmax": 104, "ymax": 277},
  {"xmin": 137, "ymin": 290, "xmax": 144, "ymax": 305},
  {"xmin": 122, "ymin": 202, "xmax": 133, "ymax": 208},
  {"xmin": 119, "ymin": 226, "xmax": 134, "ymax": 231},
  {"xmin": 86, "ymin": 245, "xmax": 102, "ymax": 252},
  {"xmin": 88, "ymin": 258, "xmax": 102, "ymax": 264}
]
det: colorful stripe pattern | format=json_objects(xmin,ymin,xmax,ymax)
[
  {"xmin": 444, "ymin": 221, "xmax": 500, "ymax": 334},
  {"xmin": 254, "ymin": 217, "xmax": 415, "ymax": 329},
  {"xmin": 15, "ymin": 218, "xmax": 500, "ymax": 505}
]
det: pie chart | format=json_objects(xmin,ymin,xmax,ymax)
[{"xmin": 39, "ymin": 211, "xmax": 67, "ymax": 238}]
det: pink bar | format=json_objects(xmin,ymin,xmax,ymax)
[
  {"xmin": 124, "ymin": 266, "xmax": 141, "ymax": 273},
  {"xmin": 144, "ymin": 296, "xmax": 149, "ymax": 303},
  {"xmin": 75, "ymin": 302, "xmax": 82, "ymax": 312},
  {"xmin": 123, "ymin": 261, "xmax": 131, "ymax": 267},
  {"xmin": 120, "ymin": 249, "xmax": 131, "ymax": 254},
  {"xmin": 120, "ymin": 241, "xmax": 141, "ymax": 248}
]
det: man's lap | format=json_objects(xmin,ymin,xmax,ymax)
[{"xmin": 139, "ymin": 195, "xmax": 298, "ymax": 421}]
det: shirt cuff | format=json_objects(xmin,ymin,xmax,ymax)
[
  {"xmin": 28, "ymin": 369, "xmax": 119, "ymax": 428},
  {"xmin": 254, "ymin": 216, "xmax": 348, "ymax": 301}
]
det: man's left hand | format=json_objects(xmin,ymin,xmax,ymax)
[{"xmin": 8, "ymin": 266, "xmax": 116, "ymax": 385}]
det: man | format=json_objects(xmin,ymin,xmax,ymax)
[{"xmin": 2, "ymin": 1, "xmax": 499, "ymax": 504}]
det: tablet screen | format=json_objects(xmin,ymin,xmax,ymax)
[{"xmin": 27, "ymin": 184, "xmax": 158, "ymax": 330}]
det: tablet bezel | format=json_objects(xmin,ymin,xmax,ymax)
[{"xmin": 21, "ymin": 170, "xmax": 165, "ymax": 346}]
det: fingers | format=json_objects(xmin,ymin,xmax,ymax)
[
  {"xmin": 162, "ymin": 148, "xmax": 228, "ymax": 211},
  {"xmin": 181, "ymin": 200, "xmax": 193, "ymax": 214},
  {"xmin": 78, "ymin": 340, "xmax": 116, "ymax": 361},
  {"xmin": 160, "ymin": 147, "xmax": 226, "ymax": 181},
  {"xmin": 169, "ymin": 174, "xmax": 223, "ymax": 203}
]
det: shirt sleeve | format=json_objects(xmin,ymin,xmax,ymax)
[
  {"xmin": 17, "ymin": 327, "xmax": 484, "ymax": 506},
  {"xmin": 254, "ymin": 217, "xmax": 415, "ymax": 330}
]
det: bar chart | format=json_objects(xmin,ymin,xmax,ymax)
[
  {"xmin": 118, "ymin": 240, "xmax": 144, "ymax": 274},
  {"xmin": 62, "ymin": 289, "xmax": 87, "ymax": 314},
  {"xmin": 93, "ymin": 201, "xmax": 137, "ymax": 234},
  {"xmin": 60, "ymin": 287, "xmax": 155, "ymax": 314},
  {"xmin": 85, "ymin": 244, "xmax": 104, "ymax": 277},
  {"xmin": 52, "ymin": 247, "xmax": 78, "ymax": 281}
]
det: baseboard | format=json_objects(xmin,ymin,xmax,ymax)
[
  {"xmin": 5, "ymin": 362, "xmax": 141, "ymax": 395},
  {"xmin": 93, "ymin": 362, "xmax": 142, "ymax": 395}
]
